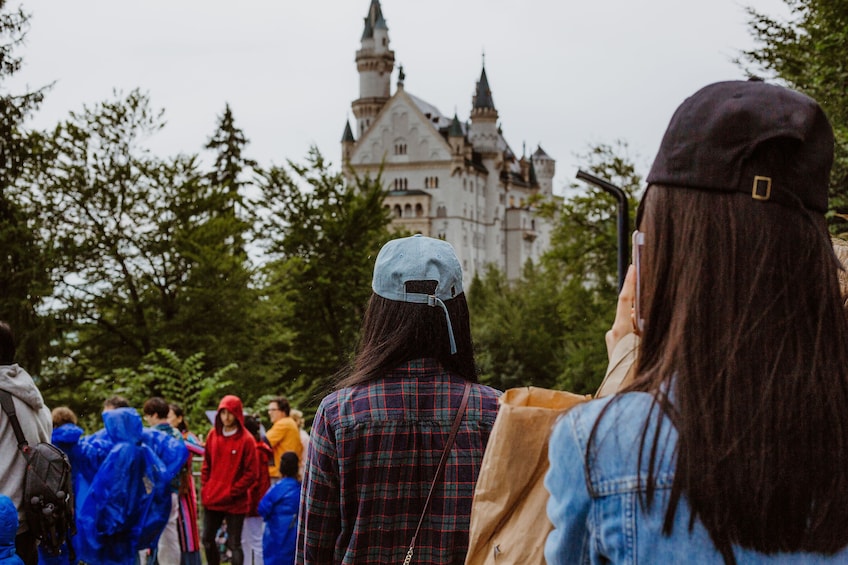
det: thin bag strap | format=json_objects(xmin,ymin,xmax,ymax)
[
  {"xmin": 0, "ymin": 389, "xmax": 29, "ymax": 451},
  {"xmin": 403, "ymin": 381, "xmax": 472, "ymax": 565}
]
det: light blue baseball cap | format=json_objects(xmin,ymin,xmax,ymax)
[{"xmin": 372, "ymin": 234, "xmax": 463, "ymax": 354}]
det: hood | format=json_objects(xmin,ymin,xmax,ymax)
[
  {"xmin": 102, "ymin": 407, "xmax": 143, "ymax": 443},
  {"xmin": 256, "ymin": 438, "xmax": 273, "ymax": 456},
  {"xmin": 52, "ymin": 422, "xmax": 85, "ymax": 445},
  {"xmin": 0, "ymin": 494, "xmax": 17, "ymax": 545},
  {"xmin": 0, "ymin": 364, "xmax": 45, "ymax": 412},
  {"xmin": 215, "ymin": 395, "xmax": 245, "ymax": 434}
]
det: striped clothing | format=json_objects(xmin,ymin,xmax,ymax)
[{"xmin": 296, "ymin": 359, "xmax": 500, "ymax": 565}]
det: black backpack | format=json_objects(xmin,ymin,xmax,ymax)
[{"xmin": 0, "ymin": 389, "xmax": 75, "ymax": 558}]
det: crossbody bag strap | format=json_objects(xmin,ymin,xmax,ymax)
[
  {"xmin": 403, "ymin": 381, "xmax": 472, "ymax": 565},
  {"xmin": 0, "ymin": 389, "xmax": 30, "ymax": 452}
]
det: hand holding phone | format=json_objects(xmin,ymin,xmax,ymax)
[{"xmin": 605, "ymin": 264, "xmax": 637, "ymax": 359}]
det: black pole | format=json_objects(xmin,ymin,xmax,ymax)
[{"xmin": 575, "ymin": 170, "xmax": 629, "ymax": 290}]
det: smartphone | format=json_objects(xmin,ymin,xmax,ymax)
[{"xmin": 632, "ymin": 230, "xmax": 645, "ymax": 335}]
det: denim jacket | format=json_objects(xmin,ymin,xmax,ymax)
[{"xmin": 544, "ymin": 392, "xmax": 848, "ymax": 564}]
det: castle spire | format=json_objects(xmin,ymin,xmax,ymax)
[
  {"xmin": 353, "ymin": 0, "xmax": 395, "ymax": 136},
  {"xmin": 473, "ymin": 66, "xmax": 496, "ymax": 111}
]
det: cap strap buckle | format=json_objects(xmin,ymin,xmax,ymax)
[{"xmin": 752, "ymin": 176, "xmax": 772, "ymax": 201}]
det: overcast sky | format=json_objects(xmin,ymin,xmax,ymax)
[{"xmin": 9, "ymin": 0, "xmax": 789, "ymax": 193}]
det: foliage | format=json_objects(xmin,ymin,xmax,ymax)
[
  {"xmin": 469, "ymin": 262, "xmax": 565, "ymax": 390},
  {"xmin": 544, "ymin": 141, "xmax": 642, "ymax": 392},
  {"xmin": 25, "ymin": 90, "xmax": 257, "ymax": 408},
  {"xmin": 740, "ymin": 0, "xmax": 848, "ymax": 230},
  {"xmin": 471, "ymin": 141, "xmax": 642, "ymax": 395},
  {"xmin": 0, "ymin": 1, "xmax": 52, "ymax": 372},
  {"xmin": 256, "ymin": 147, "xmax": 394, "ymax": 402},
  {"xmin": 75, "ymin": 348, "xmax": 236, "ymax": 435}
]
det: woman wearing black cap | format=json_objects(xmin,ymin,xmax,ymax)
[{"xmin": 545, "ymin": 81, "xmax": 848, "ymax": 564}]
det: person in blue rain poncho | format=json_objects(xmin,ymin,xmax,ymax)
[
  {"xmin": 75, "ymin": 406, "xmax": 188, "ymax": 565},
  {"xmin": 258, "ymin": 451, "xmax": 300, "ymax": 565},
  {"xmin": 0, "ymin": 495, "xmax": 24, "ymax": 565},
  {"xmin": 37, "ymin": 407, "xmax": 85, "ymax": 565}
]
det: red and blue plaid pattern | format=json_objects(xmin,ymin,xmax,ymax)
[{"xmin": 297, "ymin": 358, "xmax": 500, "ymax": 565}]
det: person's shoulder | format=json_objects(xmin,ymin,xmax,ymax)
[
  {"xmin": 471, "ymin": 382, "xmax": 501, "ymax": 400},
  {"xmin": 559, "ymin": 392, "xmax": 676, "ymax": 492},
  {"xmin": 0, "ymin": 364, "xmax": 46, "ymax": 412},
  {"xmin": 563, "ymin": 392, "xmax": 659, "ymax": 445}
]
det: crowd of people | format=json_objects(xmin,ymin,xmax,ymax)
[
  {"xmin": 0, "ymin": 332, "xmax": 308, "ymax": 565},
  {"xmin": 3, "ymin": 78, "xmax": 848, "ymax": 564}
]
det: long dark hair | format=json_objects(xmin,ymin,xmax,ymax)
[
  {"xmin": 335, "ymin": 286, "xmax": 478, "ymax": 389},
  {"xmin": 612, "ymin": 185, "xmax": 848, "ymax": 561}
]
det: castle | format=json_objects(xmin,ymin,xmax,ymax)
[{"xmin": 341, "ymin": 0, "xmax": 556, "ymax": 281}]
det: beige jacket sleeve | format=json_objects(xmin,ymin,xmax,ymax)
[{"xmin": 595, "ymin": 333, "xmax": 639, "ymax": 398}]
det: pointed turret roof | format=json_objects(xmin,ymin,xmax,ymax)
[
  {"xmin": 473, "ymin": 67, "xmax": 496, "ymax": 110},
  {"xmin": 533, "ymin": 144, "xmax": 551, "ymax": 159},
  {"xmin": 361, "ymin": 0, "xmax": 387, "ymax": 39},
  {"xmin": 342, "ymin": 120, "xmax": 355, "ymax": 143},
  {"xmin": 449, "ymin": 114, "xmax": 463, "ymax": 137}
]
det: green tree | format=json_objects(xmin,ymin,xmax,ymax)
[
  {"xmin": 74, "ymin": 348, "xmax": 236, "ymax": 434},
  {"xmin": 257, "ymin": 148, "xmax": 393, "ymax": 401},
  {"xmin": 0, "ymin": 2, "xmax": 52, "ymax": 371},
  {"xmin": 470, "ymin": 141, "xmax": 642, "ymax": 395},
  {"xmin": 741, "ymin": 0, "xmax": 848, "ymax": 227},
  {"xmin": 544, "ymin": 141, "xmax": 642, "ymax": 392},
  {"xmin": 28, "ymin": 90, "xmax": 257, "ymax": 408},
  {"xmin": 469, "ymin": 262, "xmax": 565, "ymax": 390}
]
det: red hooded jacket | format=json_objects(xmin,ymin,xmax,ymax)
[
  {"xmin": 201, "ymin": 395, "xmax": 259, "ymax": 514},
  {"xmin": 248, "ymin": 438, "xmax": 273, "ymax": 516}
]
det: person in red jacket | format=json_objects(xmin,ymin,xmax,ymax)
[
  {"xmin": 241, "ymin": 414, "xmax": 273, "ymax": 565},
  {"xmin": 201, "ymin": 395, "xmax": 259, "ymax": 565}
]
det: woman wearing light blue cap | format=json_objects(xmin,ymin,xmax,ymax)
[{"xmin": 297, "ymin": 234, "xmax": 501, "ymax": 565}]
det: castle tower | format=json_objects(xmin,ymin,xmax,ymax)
[
  {"xmin": 352, "ymin": 0, "xmax": 395, "ymax": 137},
  {"xmin": 468, "ymin": 66, "xmax": 500, "ymax": 155},
  {"xmin": 531, "ymin": 145, "xmax": 556, "ymax": 195}
]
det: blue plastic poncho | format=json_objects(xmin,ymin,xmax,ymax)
[
  {"xmin": 75, "ymin": 408, "xmax": 187, "ymax": 565},
  {"xmin": 0, "ymin": 495, "xmax": 23, "ymax": 565},
  {"xmin": 258, "ymin": 477, "xmax": 301, "ymax": 565}
]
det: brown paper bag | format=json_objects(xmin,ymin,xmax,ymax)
[{"xmin": 465, "ymin": 387, "xmax": 590, "ymax": 565}]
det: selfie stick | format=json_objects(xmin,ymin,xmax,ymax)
[{"xmin": 575, "ymin": 170, "xmax": 629, "ymax": 290}]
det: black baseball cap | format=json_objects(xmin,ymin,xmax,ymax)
[{"xmin": 644, "ymin": 79, "xmax": 833, "ymax": 218}]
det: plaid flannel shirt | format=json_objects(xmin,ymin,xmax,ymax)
[{"xmin": 296, "ymin": 358, "xmax": 500, "ymax": 565}]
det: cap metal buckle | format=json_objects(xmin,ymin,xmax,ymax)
[{"xmin": 752, "ymin": 176, "xmax": 772, "ymax": 201}]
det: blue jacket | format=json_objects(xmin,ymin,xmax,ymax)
[
  {"xmin": 75, "ymin": 408, "xmax": 188, "ymax": 565},
  {"xmin": 0, "ymin": 495, "xmax": 23, "ymax": 565},
  {"xmin": 34, "ymin": 423, "xmax": 85, "ymax": 565},
  {"xmin": 545, "ymin": 393, "xmax": 848, "ymax": 564},
  {"xmin": 259, "ymin": 477, "xmax": 301, "ymax": 565}
]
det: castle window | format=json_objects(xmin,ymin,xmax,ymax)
[
  {"xmin": 394, "ymin": 143, "xmax": 407, "ymax": 155},
  {"xmin": 425, "ymin": 178, "xmax": 429, "ymax": 189},
  {"xmin": 415, "ymin": 203, "xmax": 424, "ymax": 217},
  {"xmin": 436, "ymin": 206, "xmax": 447, "ymax": 218},
  {"xmin": 393, "ymin": 204, "xmax": 402, "ymax": 218},
  {"xmin": 404, "ymin": 204, "xmax": 412, "ymax": 217}
]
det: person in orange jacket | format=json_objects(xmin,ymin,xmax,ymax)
[{"xmin": 201, "ymin": 395, "xmax": 259, "ymax": 565}]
